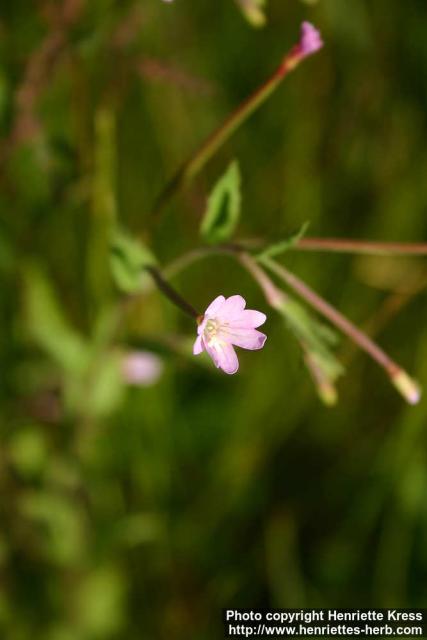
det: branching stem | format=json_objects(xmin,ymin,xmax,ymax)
[
  {"xmin": 145, "ymin": 266, "xmax": 200, "ymax": 320},
  {"xmin": 258, "ymin": 256, "xmax": 398, "ymax": 375}
]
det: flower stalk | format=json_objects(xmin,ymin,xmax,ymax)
[
  {"xmin": 144, "ymin": 266, "xmax": 200, "ymax": 320},
  {"xmin": 259, "ymin": 256, "xmax": 421, "ymax": 404},
  {"xmin": 140, "ymin": 242, "xmax": 422, "ymax": 403},
  {"xmin": 152, "ymin": 23, "xmax": 323, "ymax": 217},
  {"xmin": 296, "ymin": 237, "xmax": 427, "ymax": 256}
]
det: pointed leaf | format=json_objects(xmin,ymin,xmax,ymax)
[
  {"xmin": 24, "ymin": 266, "xmax": 89, "ymax": 374},
  {"xmin": 257, "ymin": 221, "xmax": 310, "ymax": 260},
  {"xmin": 200, "ymin": 160, "xmax": 241, "ymax": 244},
  {"xmin": 110, "ymin": 226, "xmax": 157, "ymax": 293}
]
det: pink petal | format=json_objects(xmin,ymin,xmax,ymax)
[
  {"xmin": 196, "ymin": 316, "xmax": 207, "ymax": 336},
  {"xmin": 205, "ymin": 341, "xmax": 239, "ymax": 374},
  {"xmin": 299, "ymin": 21, "xmax": 323, "ymax": 56},
  {"xmin": 227, "ymin": 309, "xmax": 266, "ymax": 329},
  {"xmin": 219, "ymin": 295, "xmax": 246, "ymax": 321},
  {"xmin": 205, "ymin": 295, "xmax": 226, "ymax": 317},
  {"xmin": 193, "ymin": 335, "xmax": 204, "ymax": 355},
  {"xmin": 219, "ymin": 328, "xmax": 267, "ymax": 350}
]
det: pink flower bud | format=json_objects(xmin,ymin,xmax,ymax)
[
  {"xmin": 299, "ymin": 21, "xmax": 323, "ymax": 57},
  {"xmin": 284, "ymin": 22, "xmax": 324, "ymax": 70}
]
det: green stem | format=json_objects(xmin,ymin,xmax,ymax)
[{"xmin": 152, "ymin": 53, "xmax": 304, "ymax": 217}]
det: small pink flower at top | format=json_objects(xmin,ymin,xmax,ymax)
[
  {"xmin": 298, "ymin": 21, "xmax": 323, "ymax": 58},
  {"xmin": 193, "ymin": 295, "xmax": 267, "ymax": 375}
]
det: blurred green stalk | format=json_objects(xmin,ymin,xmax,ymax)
[{"xmin": 152, "ymin": 42, "xmax": 313, "ymax": 216}]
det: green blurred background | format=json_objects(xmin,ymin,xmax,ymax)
[{"xmin": 1, "ymin": 0, "xmax": 427, "ymax": 638}]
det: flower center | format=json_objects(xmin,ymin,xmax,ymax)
[{"xmin": 204, "ymin": 318, "xmax": 220, "ymax": 343}]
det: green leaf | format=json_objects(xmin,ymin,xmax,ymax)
[
  {"xmin": 9, "ymin": 426, "xmax": 48, "ymax": 478},
  {"xmin": 279, "ymin": 297, "xmax": 344, "ymax": 380},
  {"xmin": 24, "ymin": 266, "xmax": 89, "ymax": 374},
  {"xmin": 270, "ymin": 293, "xmax": 344, "ymax": 404},
  {"xmin": 75, "ymin": 566, "xmax": 126, "ymax": 636},
  {"xmin": 18, "ymin": 490, "xmax": 85, "ymax": 566},
  {"xmin": 84, "ymin": 352, "xmax": 124, "ymax": 418},
  {"xmin": 200, "ymin": 160, "xmax": 241, "ymax": 244},
  {"xmin": 303, "ymin": 351, "xmax": 339, "ymax": 407},
  {"xmin": 257, "ymin": 221, "xmax": 310, "ymax": 260},
  {"xmin": 110, "ymin": 226, "xmax": 157, "ymax": 293}
]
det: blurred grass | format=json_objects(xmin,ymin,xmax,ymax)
[{"xmin": 1, "ymin": 0, "xmax": 427, "ymax": 638}]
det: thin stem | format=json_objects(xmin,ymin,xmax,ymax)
[
  {"xmin": 238, "ymin": 252, "xmax": 288, "ymax": 309},
  {"xmin": 162, "ymin": 246, "xmax": 222, "ymax": 279},
  {"xmin": 296, "ymin": 237, "xmax": 427, "ymax": 256},
  {"xmin": 152, "ymin": 50, "xmax": 308, "ymax": 217},
  {"xmin": 145, "ymin": 266, "xmax": 200, "ymax": 320},
  {"xmin": 260, "ymin": 257, "xmax": 421, "ymax": 403},
  {"xmin": 142, "ymin": 245, "xmax": 420, "ymax": 402},
  {"xmin": 259, "ymin": 256, "xmax": 398, "ymax": 374},
  {"xmin": 161, "ymin": 239, "xmax": 427, "ymax": 278},
  {"xmin": 238, "ymin": 252, "xmax": 340, "ymax": 404}
]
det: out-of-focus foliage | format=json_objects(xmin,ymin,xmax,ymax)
[
  {"xmin": 110, "ymin": 226, "xmax": 157, "ymax": 293},
  {"xmin": 1, "ymin": 1, "xmax": 427, "ymax": 639},
  {"xmin": 235, "ymin": 0, "xmax": 268, "ymax": 28}
]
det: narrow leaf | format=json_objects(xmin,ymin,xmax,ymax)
[
  {"xmin": 277, "ymin": 296, "xmax": 344, "ymax": 384},
  {"xmin": 200, "ymin": 161, "xmax": 241, "ymax": 244},
  {"xmin": 24, "ymin": 266, "xmax": 89, "ymax": 374},
  {"xmin": 110, "ymin": 227, "xmax": 157, "ymax": 294},
  {"xmin": 257, "ymin": 221, "xmax": 310, "ymax": 260}
]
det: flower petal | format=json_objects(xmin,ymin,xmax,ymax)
[
  {"xmin": 196, "ymin": 316, "xmax": 207, "ymax": 336},
  {"xmin": 219, "ymin": 328, "xmax": 267, "ymax": 350},
  {"xmin": 227, "ymin": 309, "xmax": 266, "ymax": 329},
  {"xmin": 205, "ymin": 340, "xmax": 239, "ymax": 374},
  {"xmin": 219, "ymin": 295, "xmax": 246, "ymax": 320},
  {"xmin": 205, "ymin": 295, "xmax": 226, "ymax": 317},
  {"xmin": 193, "ymin": 334, "xmax": 204, "ymax": 355}
]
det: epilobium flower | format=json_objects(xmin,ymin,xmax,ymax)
[{"xmin": 193, "ymin": 295, "xmax": 267, "ymax": 374}]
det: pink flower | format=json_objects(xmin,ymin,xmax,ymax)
[
  {"xmin": 122, "ymin": 351, "xmax": 163, "ymax": 386},
  {"xmin": 298, "ymin": 21, "xmax": 323, "ymax": 58},
  {"xmin": 193, "ymin": 295, "xmax": 267, "ymax": 374}
]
